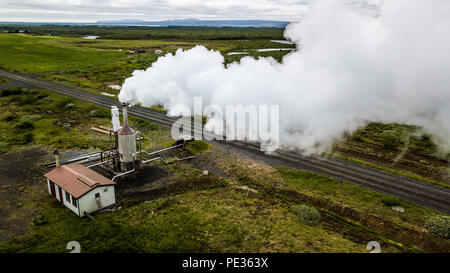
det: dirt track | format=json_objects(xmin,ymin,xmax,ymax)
[{"xmin": 0, "ymin": 147, "xmax": 50, "ymax": 242}]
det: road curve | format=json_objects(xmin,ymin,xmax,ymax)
[{"xmin": 1, "ymin": 69, "xmax": 449, "ymax": 213}]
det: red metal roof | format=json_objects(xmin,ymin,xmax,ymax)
[{"xmin": 44, "ymin": 164, "xmax": 115, "ymax": 198}]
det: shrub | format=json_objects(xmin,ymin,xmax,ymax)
[
  {"xmin": 2, "ymin": 113, "xmax": 17, "ymax": 122},
  {"xmin": 410, "ymin": 134, "xmax": 436, "ymax": 154},
  {"xmin": 425, "ymin": 215, "xmax": 450, "ymax": 238},
  {"xmin": 291, "ymin": 204, "xmax": 321, "ymax": 226},
  {"xmin": 35, "ymin": 94, "xmax": 47, "ymax": 100},
  {"xmin": 185, "ymin": 140, "xmax": 210, "ymax": 155},
  {"xmin": 0, "ymin": 88, "xmax": 22, "ymax": 97},
  {"xmin": 14, "ymin": 121, "xmax": 34, "ymax": 130},
  {"xmin": 13, "ymin": 132, "xmax": 34, "ymax": 145},
  {"xmin": 89, "ymin": 109, "xmax": 109, "ymax": 118},
  {"xmin": 32, "ymin": 214, "xmax": 48, "ymax": 226},
  {"xmin": 63, "ymin": 123, "xmax": 71, "ymax": 130},
  {"xmin": 12, "ymin": 95, "xmax": 38, "ymax": 106},
  {"xmin": 19, "ymin": 115, "xmax": 42, "ymax": 123},
  {"xmin": 381, "ymin": 196, "xmax": 403, "ymax": 207},
  {"xmin": 380, "ymin": 130, "xmax": 401, "ymax": 148},
  {"xmin": 65, "ymin": 103, "xmax": 76, "ymax": 109},
  {"xmin": 56, "ymin": 98, "xmax": 74, "ymax": 108},
  {"xmin": 24, "ymin": 132, "xmax": 34, "ymax": 143},
  {"xmin": 42, "ymin": 96, "xmax": 53, "ymax": 103}
]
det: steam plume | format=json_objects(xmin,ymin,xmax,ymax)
[{"xmin": 119, "ymin": 0, "xmax": 450, "ymax": 154}]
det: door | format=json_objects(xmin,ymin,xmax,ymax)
[
  {"xmin": 49, "ymin": 181, "xmax": 56, "ymax": 197},
  {"xmin": 58, "ymin": 187, "xmax": 63, "ymax": 203}
]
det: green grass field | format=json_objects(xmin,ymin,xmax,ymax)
[
  {"xmin": 0, "ymin": 188, "xmax": 369, "ymax": 253},
  {"xmin": 0, "ymin": 34, "xmax": 125, "ymax": 73},
  {"xmin": 277, "ymin": 168, "xmax": 443, "ymax": 227},
  {"xmin": 0, "ymin": 25, "xmax": 286, "ymax": 40},
  {"xmin": 0, "ymin": 87, "xmax": 165, "ymax": 153}
]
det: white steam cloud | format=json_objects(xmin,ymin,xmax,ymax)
[{"xmin": 119, "ymin": 0, "xmax": 450, "ymax": 154}]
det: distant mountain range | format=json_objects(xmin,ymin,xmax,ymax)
[{"xmin": 95, "ymin": 19, "xmax": 290, "ymax": 28}]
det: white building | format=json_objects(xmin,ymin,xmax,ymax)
[{"xmin": 44, "ymin": 164, "xmax": 116, "ymax": 217}]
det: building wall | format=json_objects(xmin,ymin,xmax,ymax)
[
  {"xmin": 78, "ymin": 186, "xmax": 116, "ymax": 217},
  {"xmin": 47, "ymin": 179, "xmax": 80, "ymax": 216}
]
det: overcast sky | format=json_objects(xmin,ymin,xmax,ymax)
[{"xmin": 0, "ymin": 0, "xmax": 378, "ymax": 23}]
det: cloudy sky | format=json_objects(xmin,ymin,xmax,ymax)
[{"xmin": 0, "ymin": 0, "xmax": 378, "ymax": 23}]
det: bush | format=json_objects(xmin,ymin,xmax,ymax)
[
  {"xmin": 13, "ymin": 132, "xmax": 34, "ymax": 145},
  {"xmin": 185, "ymin": 140, "xmax": 210, "ymax": 155},
  {"xmin": 380, "ymin": 130, "xmax": 401, "ymax": 148},
  {"xmin": 425, "ymin": 215, "xmax": 450, "ymax": 238},
  {"xmin": 35, "ymin": 93, "xmax": 48, "ymax": 100},
  {"xmin": 0, "ymin": 88, "xmax": 22, "ymax": 97},
  {"xmin": 65, "ymin": 103, "xmax": 76, "ymax": 109},
  {"xmin": 381, "ymin": 196, "xmax": 403, "ymax": 207},
  {"xmin": 56, "ymin": 98, "xmax": 75, "ymax": 108},
  {"xmin": 63, "ymin": 123, "xmax": 71, "ymax": 130},
  {"xmin": 19, "ymin": 115, "xmax": 42, "ymax": 123},
  {"xmin": 10, "ymin": 95, "xmax": 38, "ymax": 106},
  {"xmin": 291, "ymin": 204, "xmax": 321, "ymax": 226},
  {"xmin": 32, "ymin": 214, "xmax": 48, "ymax": 226},
  {"xmin": 89, "ymin": 109, "xmax": 109, "ymax": 118},
  {"xmin": 2, "ymin": 113, "xmax": 17, "ymax": 122},
  {"xmin": 24, "ymin": 132, "xmax": 34, "ymax": 143},
  {"xmin": 14, "ymin": 121, "xmax": 34, "ymax": 130},
  {"xmin": 42, "ymin": 96, "xmax": 53, "ymax": 103}
]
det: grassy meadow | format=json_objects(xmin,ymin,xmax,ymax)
[{"xmin": 0, "ymin": 34, "xmax": 125, "ymax": 73}]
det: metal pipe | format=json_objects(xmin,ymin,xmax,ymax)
[
  {"xmin": 87, "ymin": 159, "xmax": 112, "ymax": 168},
  {"xmin": 141, "ymin": 157, "xmax": 164, "ymax": 164},
  {"xmin": 112, "ymin": 151, "xmax": 137, "ymax": 181},
  {"xmin": 135, "ymin": 131, "xmax": 142, "ymax": 163},
  {"xmin": 53, "ymin": 150, "xmax": 61, "ymax": 168},
  {"xmin": 45, "ymin": 151, "xmax": 104, "ymax": 167},
  {"xmin": 112, "ymin": 167, "xmax": 135, "ymax": 181},
  {"xmin": 121, "ymin": 102, "xmax": 129, "ymax": 126},
  {"xmin": 141, "ymin": 155, "xmax": 195, "ymax": 165},
  {"xmin": 138, "ymin": 144, "xmax": 183, "ymax": 157},
  {"xmin": 175, "ymin": 156, "xmax": 196, "ymax": 162}
]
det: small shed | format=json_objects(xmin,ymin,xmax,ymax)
[{"xmin": 44, "ymin": 164, "xmax": 116, "ymax": 217}]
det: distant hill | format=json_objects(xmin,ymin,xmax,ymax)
[{"xmin": 95, "ymin": 19, "xmax": 290, "ymax": 28}]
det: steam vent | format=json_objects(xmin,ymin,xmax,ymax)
[{"xmin": 118, "ymin": 102, "xmax": 137, "ymax": 170}]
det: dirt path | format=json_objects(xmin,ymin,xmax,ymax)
[{"xmin": 0, "ymin": 147, "xmax": 51, "ymax": 242}]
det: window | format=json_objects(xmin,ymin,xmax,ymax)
[
  {"xmin": 65, "ymin": 191, "xmax": 70, "ymax": 203},
  {"xmin": 71, "ymin": 195, "xmax": 77, "ymax": 207},
  {"xmin": 95, "ymin": 193, "xmax": 100, "ymax": 198}
]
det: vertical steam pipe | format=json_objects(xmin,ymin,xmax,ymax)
[
  {"xmin": 54, "ymin": 150, "xmax": 61, "ymax": 168},
  {"xmin": 121, "ymin": 102, "xmax": 129, "ymax": 126}
]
